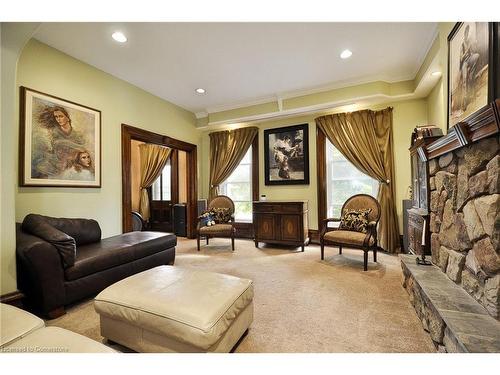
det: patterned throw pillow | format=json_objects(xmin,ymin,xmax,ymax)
[
  {"xmin": 339, "ymin": 209, "xmax": 372, "ymax": 233},
  {"xmin": 199, "ymin": 210, "xmax": 215, "ymax": 227},
  {"xmin": 211, "ymin": 207, "xmax": 232, "ymax": 224}
]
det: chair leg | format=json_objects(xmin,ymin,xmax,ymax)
[
  {"xmin": 364, "ymin": 251, "xmax": 368, "ymax": 271},
  {"xmin": 373, "ymin": 247, "xmax": 377, "ymax": 262},
  {"xmin": 320, "ymin": 241, "xmax": 324, "ymax": 260},
  {"xmin": 231, "ymin": 235, "xmax": 235, "ymax": 251},
  {"xmin": 197, "ymin": 234, "xmax": 200, "ymax": 251},
  {"xmin": 339, "ymin": 245, "xmax": 342, "ymax": 254},
  {"xmin": 206, "ymin": 236, "xmax": 209, "ymax": 245}
]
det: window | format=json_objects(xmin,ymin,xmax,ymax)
[
  {"xmin": 151, "ymin": 159, "xmax": 171, "ymax": 201},
  {"xmin": 219, "ymin": 146, "xmax": 252, "ymax": 222},
  {"xmin": 326, "ymin": 140, "xmax": 378, "ymax": 218}
]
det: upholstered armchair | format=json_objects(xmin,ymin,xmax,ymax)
[
  {"xmin": 320, "ymin": 194, "xmax": 381, "ymax": 271},
  {"xmin": 197, "ymin": 195, "xmax": 236, "ymax": 251}
]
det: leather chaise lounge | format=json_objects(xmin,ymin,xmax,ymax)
[{"xmin": 16, "ymin": 214, "xmax": 176, "ymax": 318}]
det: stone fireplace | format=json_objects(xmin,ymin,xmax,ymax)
[{"xmin": 428, "ymin": 136, "xmax": 499, "ymax": 320}]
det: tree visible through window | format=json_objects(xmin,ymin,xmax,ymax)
[
  {"xmin": 219, "ymin": 146, "xmax": 252, "ymax": 222},
  {"xmin": 326, "ymin": 140, "xmax": 378, "ymax": 218}
]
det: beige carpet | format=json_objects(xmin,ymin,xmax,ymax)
[{"xmin": 47, "ymin": 238, "xmax": 436, "ymax": 353}]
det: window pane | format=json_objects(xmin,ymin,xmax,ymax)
[
  {"xmin": 240, "ymin": 147, "xmax": 252, "ymax": 164},
  {"xmin": 226, "ymin": 164, "xmax": 251, "ymax": 183},
  {"xmin": 152, "ymin": 178, "xmax": 161, "ymax": 201},
  {"xmin": 234, "ymin": 201, "xmax": 252, "ymax": 222},
  {"xmin": 226, "ymin": 182, "xmax": 251, "ymax": 201},
  {"xmin": 220, "ymin": 146, "xmax": 253, "ymax": 221},
  {"xmin": 326, "ymin": 140, "xmax": 378, "ymax": 218},
  {"xmin": 162, "ymin": 163, "xmax": 171, "ymax": 201},
  {"xmin": 152, "ymin": 160, "xmax": 171, "ymax": 201}
]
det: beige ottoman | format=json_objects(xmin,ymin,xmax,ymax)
[{"xmin": 94, "ymin": 266, "xmax": 253, "ymax": 353}]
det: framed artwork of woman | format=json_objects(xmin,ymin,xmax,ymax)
[{"xmin": 19, "ymin": 87, "xmax": 101, "ymax": 187}]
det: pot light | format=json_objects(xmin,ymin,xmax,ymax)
[
  {"xmin": 340, "ymin": 49, "xmax": 353, "ymax": 59},
  {"xmin": 431, "ymin": 71, "xmax": 442, "ymax": 77},
  {"xmin": 112, "ymin": 32, "xmax": 127, "ymax": 43},
  {"xmin": 195, "ymin": 88, "xmax": 206, "ymax": 94}
]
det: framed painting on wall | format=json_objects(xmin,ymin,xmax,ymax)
[
  {"xmin": 447, "ymin": 22, "xmax": 498, "ymax": 128},
  {"xmin": 19, "ymin": 86, "xmax": 101, "ymax": 187},
  {"xmin": 264, "ymin": 123, "xmax": 309, "ymax": 185}
]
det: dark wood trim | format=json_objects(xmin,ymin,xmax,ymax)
[
  {"xmin": 121, "ymin": 124, "xmax": 198, "ymax": 238},
  {"xmin": 170, "ymin": 149, "xmax": 179, "ymax": 204},
  {"xmin": 251, "ymin": 135, "xmax": 259, "ymax": 201},
  {"xmin": 234, "ymin": 222, "xmax": 254, "ymax": 239},
  {"xmin": 0, "ymin": 291, "xmax": 25, "ymax": 309},
  {"xmin": 309, "ymin": 229, "xmax": 320, "ymax": 244},
  {"xmin": 427, "ymin": 100, "xmax": 500, "ymax": 160},
  {"xmin": 316, "ymin": 126, "xmax": 327, "ymax": 233},
  {"xmin": 19, "ymin": 86, "xmax": 102, "ymax": 188}
]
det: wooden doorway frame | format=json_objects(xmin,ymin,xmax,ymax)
[{"xmin": 121, "ymin": 124, "xmax": 198, "ymax": 238}]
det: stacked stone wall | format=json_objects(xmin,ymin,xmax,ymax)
[{"xmin": 428, "ymin": 136, "xmax": 500, "ymax": 319}]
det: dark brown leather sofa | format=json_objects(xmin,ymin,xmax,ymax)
[{"xmin": 16, "ymin": 214, "xmax": 176, "ymax": 318}]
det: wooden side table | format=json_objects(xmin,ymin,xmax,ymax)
[{"xmin": 253, "ymin": 200, "xmax": 309, "ymax": 251}]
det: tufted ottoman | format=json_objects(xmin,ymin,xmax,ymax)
[{"xmin": 94, "ymin": 266, "xmax": 253, "ymax": 352}]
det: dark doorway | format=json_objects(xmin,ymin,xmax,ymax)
[
  {"xmin": 148, "ymin": 151, "xmax": 180, "ymax": 232},
  {"xmin": 121, "ymin": 124, "xmax": 197, "ymax": 238}
]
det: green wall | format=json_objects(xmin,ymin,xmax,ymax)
[
  {"xmin": 201, "ymin": 99, "xmax": 429, "ymax": 233},
  {"xmin": 426, "ymin": 23, "xmax": 456, "ymax": 130},
  {"xmin": 15, "ymin": 40, "xmax": 201, "ymax": 238},
  {"xmin": 0, "ymin": 39, "xmax": 200, "ymax": 294}
]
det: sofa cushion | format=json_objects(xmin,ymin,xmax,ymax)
[
  {"xmin": 64, "ymin": 232, "xmax": 177, "ymax": 281},
  {"xmin": 0, "ymin": 303, "xmax": 45, "ymax": 348},
  {"xmin": 323, "ymin": 229, "xmax": 375, "ymax": 246},
  {"xmin": 199, "ymin": 224, "xmax": 233, "ymax": 235},
  {"xmin": 22, "ymin": 214, "xmax": 77, "ymax": 268},
  {"xmin": 34, "ymin": 214, "xmax": 101, "ymax": 246}
]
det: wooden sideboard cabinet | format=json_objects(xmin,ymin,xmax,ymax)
[{"xmin": 253, "ymin": 200, "xmax": 309, "ymax": 251}]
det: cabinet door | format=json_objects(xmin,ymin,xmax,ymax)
[
  {"xmin": 256, "ymin": 214, "xmax": 276, "ymax": 240},
  {"xmin": 280, "ymin": 215, "xmax": 301, "ymax": 242}
]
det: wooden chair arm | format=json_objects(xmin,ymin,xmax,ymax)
[{"xmin": 320, "ymin": 218, "xmax": 342, "ymax": 237}]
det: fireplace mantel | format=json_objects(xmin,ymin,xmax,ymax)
[{"xmin": 426, "ymin": 99, "xmax": 500, "ymax": 160}]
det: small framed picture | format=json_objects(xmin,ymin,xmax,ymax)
[
  {"xmin": 447, "ymin": 22, "xmax": 497, "ymax": 128},
  {"xmin": 264, "ymin": 123, "xmax": 309, "ymax": 185},
  {"xmin": 19, "ymin": 87, "xmax": 101, "ymax": 187}
]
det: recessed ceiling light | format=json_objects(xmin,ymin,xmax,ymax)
[
  {"xmin": 112, "ymin": 32, "xmax": 127, "ymax": 43},
  {"xmin": 195, "ymin": 88, "xmax": 206, "ymax": 94},
  {"xmin": 340, "ymin": 49, "xmax": 353, "ymax": 59},
  {"xmin": 431, "ymin": 71, "xmax": 442, "ymax": 77}
]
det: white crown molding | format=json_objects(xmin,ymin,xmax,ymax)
[
  {"xmin": 201, "ymin": 74, "xmax": 416, "ymax": 118},
  {"xmin": 195, "ymin": 111, "xmax": 208, "ymax": 119},
  {"xmin": 205, "ymin": 95, "xmax": 278, "ymax": 114},
  {"xmin": 197, "ymin": 93, "xmax": 414, "ymax": 129}
]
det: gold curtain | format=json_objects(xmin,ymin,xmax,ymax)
[
  {"xmin": 315, "ymin": 107, "xmax": 400, "ymax": 253},
  {"xmin": 138, "ymin": 143, "xmax": 172, "ymax": 221},
  {"xmin": 209, "ymin": 127, "xmax": 258, "ymax": 200}
]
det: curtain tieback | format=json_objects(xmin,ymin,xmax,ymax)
[{"xmin": 379, "ymin": 179, "xmax": 390, "ymax": 184}]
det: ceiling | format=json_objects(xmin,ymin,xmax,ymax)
[{"xmin": 34, "ymin": 22, "xmax": 438, "ymax": 116}]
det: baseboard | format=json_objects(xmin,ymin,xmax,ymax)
[{"xmin": 0, "ymin": 291, "xmax": 25, "ymax": 308}]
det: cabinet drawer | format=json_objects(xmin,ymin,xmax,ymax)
[{"xmin": 253, "ymin": 202, "xmax": 305, "ymax": 214}]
